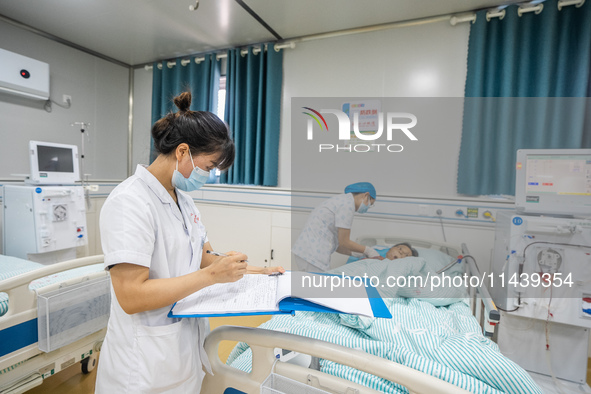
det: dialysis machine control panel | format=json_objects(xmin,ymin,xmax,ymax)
[
  {"xmin": 491, "ymin": 212, "xmax": 591, "ymax": 328},
  {"xmin": 2, "ymin": 185, "xmax": 87, "ymax": 260}
]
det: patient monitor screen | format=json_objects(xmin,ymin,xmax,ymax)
[
  {"xmin": 37, "ymin": 145, "xmax": 75, "ymax": 173},
  {"xmin": 516, "ymin": 149, "xmax": 591, "ymax": 216},
  {"xmin": 525, "ymin": 155, "xmax": 591, "ymax": 196}
]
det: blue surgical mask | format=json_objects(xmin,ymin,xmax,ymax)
[
  {"xmin": 358, "ymin": 202, "xmax": 370, "ymax": 214},
  {"xmin": 171, "ymin": 151, "xmax": 210, "ymax": 192},
  {"xmin": 357, "ymin": 195, "xmax": 374, "ymax": 214}
]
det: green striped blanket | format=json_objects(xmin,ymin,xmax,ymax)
[
  {"xmin": 226, "ymin": 258, "xmax": 541, "ymax": 393},
  {"xmin": 227, "ymin": 298, "xmax": 541, "ymax": 393}
]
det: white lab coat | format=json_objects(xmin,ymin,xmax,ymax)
[{"xmin": 95, "ymin": 165, "xmax": 211, "ymax": 393}]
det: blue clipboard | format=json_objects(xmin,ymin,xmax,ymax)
[
  {"xmin": 168, "ymin": 307, "xmax": 289, "ymax": 318},
  {"xmin": 285, "ymin": 272, "xmax": 391, "ymax": 319},
  {"xmin": 168, "ymin": 272, "xmax": 392, "ymax": 319}
]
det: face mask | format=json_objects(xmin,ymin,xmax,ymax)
[
  {"xmin": 171, "ymin": 151, "xmax": 210, "ymax": 192},
  {"xmin": 357, "ymin": 195, "xmax": 373, "ymax": 214}
]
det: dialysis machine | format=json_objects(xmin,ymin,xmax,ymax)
[
  {"xmin": 491, "ymin": 149, "xmax": 591, "ymax": 385},
  {"xmin": 2, "ymin": 141, "xmax": 87, "ymax": 264}
]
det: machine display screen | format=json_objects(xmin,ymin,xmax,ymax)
[
  {"xmin": 525, "ymin": 155, "xmax": 591, "ymax": 196},
  {"xmin": 37, "ymin": 145, "xmax": 75, "ymax": 173}
]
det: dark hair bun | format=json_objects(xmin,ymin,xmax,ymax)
[
  {"xmin": 150, "ymin": 91, "xmax": 234, "ymax": 169},
  {"xmin": 174, "ymin": 91, "xmax": 192, "ymax": 112}
]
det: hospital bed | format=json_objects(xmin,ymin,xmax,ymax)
[
  {"xmin": 0, "ymin": 254, "xmax": 108, "ymax": 394},
  {"xmin": 354, "ymin": 236, "xmax": 500, "ymax": 340},
  {"xmin": 202, "ymin": 237, "xmax": 542, "ymax": 393}
]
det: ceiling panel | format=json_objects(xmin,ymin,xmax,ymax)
[
  {"xmin": 0, "ymin": 0, "xmax": 277, "ymax": 65},
  {"xmin": 0, "ymin": 0, "xmax": 520, "ymax": 67},
  {"xmin": 245, "ymin": 0, "xmax": 519, "ymax": 39}
]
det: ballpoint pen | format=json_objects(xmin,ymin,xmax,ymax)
[{"xmin": 206, "ymin": 249, "xmax": 249, "ymax": 262}]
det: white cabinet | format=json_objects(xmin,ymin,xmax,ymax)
[
  {"xmin": 270, "ymin": 226, "xmax": 291, "ymax": 269},
  {"xmin": 197, "ymin": 204, "xmax": 274, "ymax": 267},
  {"xmin": 270, "ymin": 211, "xmax": 292, "ymax": 269}
]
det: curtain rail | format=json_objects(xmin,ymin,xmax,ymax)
[
  {"xmin": 144, "ymin": 42, "xmax": 294, "ymax": 71},
  {"xmin": 558, "ymin": 0, "xmax": 585, "ymax": 9},
  {"xmin": 452, "ymin": 0, "xmax": 585, "ymax": 25}
]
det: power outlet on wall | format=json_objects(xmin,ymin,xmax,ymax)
[{"xmin": 63, "ymin": 95, "xmax": 72, "ymax": 105}]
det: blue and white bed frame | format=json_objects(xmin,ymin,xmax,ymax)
[
  {"xmin": 201, "ymin": 237, "xmax": 502, "ymax": 394},
  {"xmin": 0, "ymin": 255, "xmax": 108, "ymax": 393},
  {"xmin": 204, "ymin": 325, "xmax": 470, "ymax": 394}
]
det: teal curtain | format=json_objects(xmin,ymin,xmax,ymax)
[
  {"xmin": 220, "ymin": 46, "xmax": 283, "ymax": 186},
  {"xmin": 150, "ymin": 55, "xmax": 220, "ymax": 163},
  {"xmin": 457, "ymin": 0, "xmax": 591, "ymax": 196}
]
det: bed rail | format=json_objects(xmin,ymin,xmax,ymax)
[
  {"xmin": 0, "ymin": 255, "xmax": 107, "ymax": 382},
  {"xmin": 0, "ymin": 255, "xmax": 105, "ymax": 324},
  {"xmin": 202, "ymin": 325, "xmax": 471, "ymax": 394},
  {"xmin": 461, "ymin": 244, "xmax": 500, "ymax": 339}
]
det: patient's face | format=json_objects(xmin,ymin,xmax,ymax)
[{"xmin": 386, "ymin": 245, "xmax": 413, "ymax": 260}]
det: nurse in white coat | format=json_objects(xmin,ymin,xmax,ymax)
[
  {"xmin": 292, "ymin": 182, "xmax": 380, "ymax": 272},
  {"xmin": 95, "ymin": 91, "xmax": 283, "ymax": 393}
]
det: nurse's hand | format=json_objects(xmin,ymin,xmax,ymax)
[
  {"xmin": 363, "ymin": 246, "xmax": 381, "ymax": 259},
  {"xmin": 206, "ymin": 251, "xmax": 248, "ymax": 283}
]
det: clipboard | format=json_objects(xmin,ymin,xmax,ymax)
[{"xmin": 168, "ymin": 272, "xmax": 392, "ymax": 319}]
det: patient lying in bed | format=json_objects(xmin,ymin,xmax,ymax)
[
  {"xmin": 227, "ymin": 248, "xmax": 543, "ymax": 394},
  {"xmin": 349, "ymin": 242, "xmax": 418, "ymax": 262}
]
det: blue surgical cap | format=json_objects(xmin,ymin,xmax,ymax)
[{"xmin": 344, "ymin": 182, "xmax": 376, "ymax": 200}]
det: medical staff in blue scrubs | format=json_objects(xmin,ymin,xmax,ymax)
[{"xmin": 292, "ymin": 182, "xmax": 380, "ymax": 272}]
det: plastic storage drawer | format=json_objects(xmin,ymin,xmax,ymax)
[
  {"xmin": 261, "ymin": 373, "xmax": 333, "ymax": 394},
  {"xmin": 37, "ymin": 276, "xmax": 110, "ymax": 352}
]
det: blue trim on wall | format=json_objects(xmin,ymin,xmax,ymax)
[
  {"xmin": 194, "ymin": 198, "xmax": 292, "ymax": 209},
  {"xmin": 203, "ymin": 188, "xmax": 290, "ymax": 197}
]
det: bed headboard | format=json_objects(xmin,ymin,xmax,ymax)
[{"xmin": 355, "ymin": 236, "xmax": 461, "ymax": 258}]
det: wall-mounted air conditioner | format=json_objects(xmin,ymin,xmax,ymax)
[{"xmin": 0, "ymin": 48, "xmax": 50, "ymax": 100}]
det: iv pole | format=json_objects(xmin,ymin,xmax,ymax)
[{"xmin": 71, "ymin": 122, "xmax": 91, "ymax": 209}]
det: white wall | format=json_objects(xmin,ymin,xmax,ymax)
[
  {"xmin": 0, "ymin": 21, "xmax": 130, "ymax": 182},
  {"xmin": 279, "ymin": 20, "xmax": 471, "ymax": 191}
]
